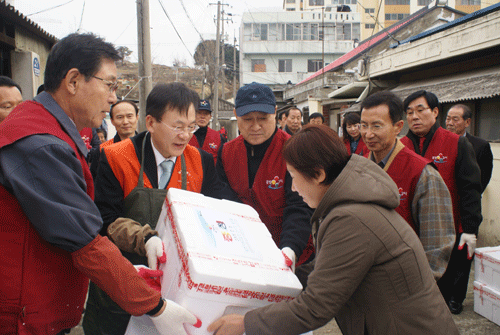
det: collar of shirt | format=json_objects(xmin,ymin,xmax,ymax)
[
  {"xmin": 150, "ymin": 137, "xmax": 177, "ymax": 183},
  {"xmin": 34, "ymin": 91, "xmax": 89, "ymax": 157},
  {"xmin": 371, "ymin": 140, "xmax": 397, "ymax": 169}
]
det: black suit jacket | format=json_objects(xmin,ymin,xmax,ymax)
[{"xmin": 466, "ymin": 132, "xmax": 493, "ymax": 193}]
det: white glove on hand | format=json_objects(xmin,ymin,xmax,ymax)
[
  {"xmin": 145, "ymin": 236, "xmax": 165, "ymax": 270},
  {"xmin": 458, "ymin": 233, "xmax": 477, "ymax": 260},
  {"xmin": 282, "ymin": 247, "xmax": 296, "ymax": 272},
  {"xmin": 150, "ymin": 299, "xmax": 201, "ymax": 335}
]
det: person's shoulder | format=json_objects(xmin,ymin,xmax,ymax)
[
  {"xmin": 399, "ymin": 145, "xmax": 432, "ymax": 164},
  {"xmin": 466, "ymin": 133, "xmax": 490, "ymax": 148}
]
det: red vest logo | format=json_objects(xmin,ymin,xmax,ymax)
[
  {"xmin": 398, "ymin": 187, "xmax": 408, "ymax": 201},
  {"xmin": 432, "ymin": 153, "xmax": 448, "ymax": 164},
  {"xmin": 209, "ymin": 142, "xmax": 218, "ymax": 150},
  {"xmin": 266, "ymin": 176, "xmax": 283, "ymax": 189}
]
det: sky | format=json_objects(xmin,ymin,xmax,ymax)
[{"xmin": 13, "ymin": 0, "xmax": 282, "ymax": 67}]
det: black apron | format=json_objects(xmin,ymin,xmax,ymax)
[{"xmin": 83, "ymin": 133, "xmax": 187, "ymax": 335}]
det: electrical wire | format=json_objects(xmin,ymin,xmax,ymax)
[
  {"xmin": 178, "ymin": 0, "xmax": 205, "ymax": 42},
  {"xmin": 157, "ymin": 0, "xmax": 194, "ymax": 58},
  {"xmin": 77, "ymin": 0, "xmax": 85, "ymax": 32},
  {"xmin": 26, "ymin": 0, "xmax": 77, "ymax": 16}
]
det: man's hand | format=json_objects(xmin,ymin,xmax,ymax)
[
  {"xmin": 150, "ymin": 299, "xmax": 201, "ymax": 335},
  {"xmin": 207, "ymin": 314, "xmax": 245, "ymax": 335},
  {"xmin": 282, "ymin": 247, "xmax": 296, "ymax": 272},
  {"xmin": 458, "ymin": 233, "xmax": 477, "ymax": 260},
  {"xmin": 135, "ymin": 265, "xmax": 162, "ymax": 292},
  {"xmin": 145, "ymin": 236, "xmax": 166, "ymax": 270}
]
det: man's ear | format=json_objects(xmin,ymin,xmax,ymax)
[
  {"xmin": 394, "ymin": 120, "xmax": 404, "ymax": 135},
  {"xmin": 316, "ymin": 168, "xmax": 326, "ymax": 184},
  {"xmin": 145, "ymin": 115, "xmax": 155, "ymax": 133},
  {"xmin": 63, "ymin": 68, "xmax": 81, "ymax": 95},
  {"xmin": 465, "ymin": 118, "xmax": 471, "ymax": 128}
]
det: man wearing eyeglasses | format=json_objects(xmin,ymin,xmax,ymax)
[
  {"xmin": 401, "ymin": 90, "xmax": 482, "ymax": 315},
  {"xmin": 0, "ymin": 34, "xmax": 199, "ymax": 335},
  {"xmin": 84, "ymin": 82, "xmax": 235, "ymax": 334},
  {"xmin": 360, "ymin": 91, "xmax": 455, "ymax": 280},
  {"xmin": 0, "ymin": 76, "xmax": 23, "ymax": 123}
]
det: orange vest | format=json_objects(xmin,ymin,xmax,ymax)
[
  {"xmin": 100, "ymin": 138, "xmax": 115, "ymax": 149},
  {"xmin": 104, "ymin": 139, "xmax": 203, "ymax": 197}
]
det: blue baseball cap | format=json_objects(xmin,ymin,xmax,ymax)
[
  {"xmin": 235, "ymin": 82, "xmax": 276, "ymax": 117},
  {"xmin": 199, "ymin": 99, "xmax": 212, "ymax": 112}
]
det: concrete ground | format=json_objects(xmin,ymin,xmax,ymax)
[{"xmin": 70, "ymin": 261, "xmax": 500, "ymax": 335}]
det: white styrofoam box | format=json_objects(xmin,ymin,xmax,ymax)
[
  {"xmin": 475, "ymin": 246, "xmax": 500, "ymax": 292},
  {"xmin": 126, "ymin": 188, "xmax": 303, "ymax": 335},
  {"xmin": 474, "ymin": 281, "xmax": 500, "ymax": 326}
]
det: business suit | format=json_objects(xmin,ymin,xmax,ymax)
[{"xmin": 466, "ymin": 132, "xmax": 493, "ymax": 193}]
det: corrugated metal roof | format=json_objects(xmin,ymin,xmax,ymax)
[
  {"xmin": 296, "ymin": 7, "xmax": 431, "ymax": 85},
  {"xmin": 391, "ymin": 66, "xmax": 500, "ymax": 103},
  {"xmin": 391, "ymin": 2, "xmax": 500, "ymax": 48},
  {"xmin": 0, "ymin": 1, "xmax": 58, "ymax": 45}
]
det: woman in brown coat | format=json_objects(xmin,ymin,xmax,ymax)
[{"xmin": 208, "ymin": 125, "xmax": 458, "ymax": 335}]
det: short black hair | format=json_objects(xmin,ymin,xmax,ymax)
[
  {"xmin": 110, "ymin": 100, "xmax": 139, "ymax": 119},
  {"xmin": 44, "ymin": 33, "xmax": 120, "ymax": 93},
  {"xmin": 96, "ymin": 128, "xmax": 107, "ymax": 138},
  {"xmin": 308, "ymin": 112, "xmax": 324, "ymax": 123},
  {"xmin": 0, "ymin": 76, "xmax": 22, "ymax": 94},
  {"xmin": 286, "ymin": 106, "xmax": 302, "ymax": 117},
  {"xmin": 278, "ymin": 110, "xmax": 287, "ymax": 121},
  {"xmin": 361, "ymin": 91, "xmax": 404, "ymax": 124},
  {"xmin": 403, "ymin": 90, "xmax": 440, "ymax": 114},
  {"xmin": 146, "ymin": 82, "xmax": 200, "ymax": 121},
  {"xmin": 450, "ymin": 104, "xmax": 472, "ymax": 120}
]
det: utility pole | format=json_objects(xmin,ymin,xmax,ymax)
[
  {"xmin": 233, "ymin": 34, "xmax": 237, "ymax": 99},
  {"xmin": 137, "ymin": 0, "xmax": 152, "ymax": 132},
  {"xmin": 213, "ymin": 1, "xmax": 221, "ymax": 130},
  {"xmin": 221, "ymin": 10, "xmax": 225, "ymax": 102},
  {"xmin": 201, "ymin": 62, "xmax": 207, "ymax": 99},
  {"xmin": 321, "ymin": 6, "xmax": 325, "ymax": 88}
]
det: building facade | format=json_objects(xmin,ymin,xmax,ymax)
[{"xmin": 239, "ymin": 9, "xmax": 361, "ymax": 107}]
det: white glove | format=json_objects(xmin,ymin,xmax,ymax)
[
  {"xmin": 150, "ymin": 299, "xmax": 201, "ymax": 335},
  {"xmin": 458, "ymin": 233, "xmax": 477, "ymax": 260},
  {"xmin": 145, "ymin": 236, "xmax": 165, "ymax": 270},
  {"xmin": 281, "ymin": 247, "xmax": 296, "ymax": 272}
]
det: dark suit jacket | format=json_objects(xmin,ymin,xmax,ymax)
[{"xmin": 466, "ymin": 132, "xmax": 493, "ymax": 193}]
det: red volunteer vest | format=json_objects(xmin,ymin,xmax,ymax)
[
  {"xmin": 104, "ymin": 139, "xmax": 203, "ymax": 198},
  {"xmin": 0, "ymin": 101, "xmax": 92, "ymax": 334},
  {"xmin": 401, "ymin": 127, "xmax": 461, "ymax": 233},
  {"xmin": 385, "ymin": 145, "xmax": 430, "ymax": 233},
  {"xmin": 221, "ymin": 130, "xmax": 314, "ymax": 265},
  {"xmin": 344, "ymin": 137, "xmax": 368, "ymax": 157},
  {"xmin": 188, "ymin": 127, "xmax": 221, "ymax": 165},
  {"xmin": 100, "ymin": 137, "xmax": 115, "ymax": 149}
]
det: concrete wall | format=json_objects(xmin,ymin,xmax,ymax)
[{"xmin": 478, "ymin": 142, "xmax": 500, "ymax": 248}]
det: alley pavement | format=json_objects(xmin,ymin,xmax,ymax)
[{"xmin": 70, "ymin": 261, "xmax": 500, "ymax": 335}]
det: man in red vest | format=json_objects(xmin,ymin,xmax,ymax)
[
  {"xmin": 360, "ymin": 91, "xmax": 455, "ymax": 280},
  {"xmin": 217, "ymin": 82, "xmax": 315, "ymax": 271},
  {"xmin": 85, "ymin": 82, "xmax": 236, "ymax": 334},
  {"xmin": 0, "ymin": 34, "xmax": 198, "ymax": 335},
  {"xmin": 188, "ymin": 99, "xmax": 226, "ymax": 165},
  {"xmin": 402, "ymin": 90, "xmax": 482, "ymax": 314}
]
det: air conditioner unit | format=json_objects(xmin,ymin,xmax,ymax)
[{"xmin": 11, "ymin": 51, "xmax": 43, "ymax": 100}]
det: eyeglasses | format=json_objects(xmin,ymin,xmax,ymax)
[
  {"xmin": 406, "ymin": 107, "xmax": 430, "ymax": 115},
  {"xmin": 93, "ymin": 76, "xmax": 119, "ymax": 93},
  {"xmin": 160, "ymin": 120, "xmax": 199, "ymax": 134},
  {"xmin": 360, "ymin": 123, "xmax": 386, "ymax": 133}
]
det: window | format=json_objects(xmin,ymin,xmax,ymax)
[
  {"xmin": 385, "ymin": 13, "xmax": 410, "ymax": 20},
  {"xmin": 323, "ymin": 23, "xmax": 335, "ymax": 40},
  {"xmin": 365, "ymin": 23, "xmax": 375, "ymax": 29},
  {"xmin": 303, "ymin": 23, "xmax": 319, "ymax": 40},
  {"xmin": 243, "ymin": 23, "xmax": 252, "ymax": 41},
  {"xmin": 286, "ymin": 0, "xmax": 295, "ymax": 3},
  {"xmin": 332, "ymin": 0, "xmax": 356, "ymax": 4},
  {"xmin": 279, "ymin": 59, "xmax": 293, "ymax": 72},
  {"xmin": 269, "ymin": 23, "xmax": 279, "ymax": 41},
  {"xmin": 461, "ymin": 0, "xmax": 480, "ymax": 4},
  {"xmin": 365, "ymin": 8, "xmax": 375, "ymax": 13},
  {"xmin": 352, "ymin": 23, "xmax": 360, "ymax": 40},
  {"xmin": 285, "ymin": 23, "xmax": 301, "ymax": 40},
  {"xmin": 385, "ymin": 0, "xmax": 410, "ymax": 4},
  {"xmin": 286, "ymin": 7, "xmax": 296, "ymax": 10},
  {"xmin": 417, "ymin": 0, "xmax": 432, "ymax": 5},
  {"xmin": 309, "ymin": 0, "xmax": 325, "ymax": 5},
  {"xmin": 308, "ymin": 59, "xmax": 323, "ymax": 72},
  {"xmin": 251, "ymin": 59, "xmax": 266, "ymax": 72}
]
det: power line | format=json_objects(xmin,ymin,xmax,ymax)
[
  {"xmin": 178, "ymin": 0, "xmax": 205, "ymax": 42},
  {"xmin": 26, "ymin": 0, "xmax": 77, "ymax": 16},
  {"xmin": 77, "ymin": 0, "xmax": 85, "ymax": 33},
  {"xmin": 157, "ymin": 0, "xmax": 194, "ymax": 58}
]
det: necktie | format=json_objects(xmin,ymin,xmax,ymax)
[{"xmin": 158, "ymin": 160, "xmax": 174, "ymax": 189}]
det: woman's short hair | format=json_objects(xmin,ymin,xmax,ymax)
[
  {"xmin": 342, "ymin": 112, "xmax": 360, "ymax": 141},
  {"xmin": 283, "ymin": 124, "xmax": 349, "ymax": 186}
]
